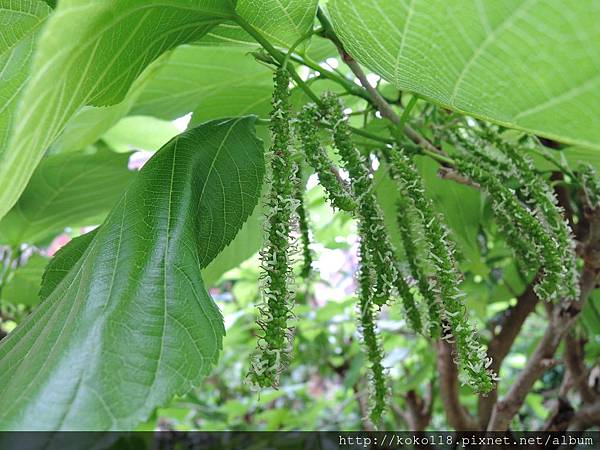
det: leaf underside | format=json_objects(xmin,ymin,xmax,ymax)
[
  {"xmin": 0, "ymin": 117, "xmax": 264, "ymax": 431},
  {"xmin": 329, "ymin": 0, "xmax": 600, "ymax": 150}
]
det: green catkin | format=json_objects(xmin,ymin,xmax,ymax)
[
  {"xmin": 455, "ymin": 154, "xmax": 563, "ymax": 304},
  {"xmin": 394, "ymin": 192, "xmax": 441, "ymax": 339},
  {"xmin": 321, "ymin": 94, "xmax": 422, "ymax": 332},
  {"xmin": 248, "ymin": 69, "xmax": 298, "ymax": 389},
  {"xmin": 388, "ymin": 147, "xmax": 494, "ymax": 393},
  {"xmin": 297, "ymin": 103, "xmax": 357, "ymax": 212},
  {"xmin": 448, "ymin": 128, "xmax": 573, "ymax": 302},
  {"xmin": 356, "ymin": 235, "xmax": 388, "ymax": 423},
  {"xmin": 447, "ymin": 131, "xmax": 539, "ymax": 260},
  {"xmin": 579, "ymin": 164, "xmax": 600, "ymax": 209},
  {"xmin": 294, "ymin": 167, "xmax": 313, "ymax": 279},
  {"xmin": 496, "ymin": 138, "xmax": 579, "ymax": 302}
]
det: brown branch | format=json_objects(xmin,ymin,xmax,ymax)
[
  {"xmin": 568, "ymin": 400, "xmax": 600, "ymax": 431},
  {"xmin": 400, "ymin": 383, "xmax": 434, "ymax": 431},
  {"xmin": 563, "ymin": 332, "xmax": 596, "ymax": 403},
  {"xmin": 542, "ymin": 332, "xmax": 598, "ymax": 431},
  {"xmin": 542, "ymin": 398, "xmax": 576, "ymax": 432},
  {"xmin": 477, "ymin": 280, "xmax": 539, "ymax": 426},
  {"xmin": 436, "ymin": 339, "xmax": 480, "ymax": 430},
  {"xmin": 487, "ymin": 267, "xmax": 599, "ymax": 431},
  {"xmin": 438, "ymin": 167, "xmax": 480, "ymax": 188},
  {"xmin": 320, "ymin": 21, "xmax": 447, "ymax": 160}
]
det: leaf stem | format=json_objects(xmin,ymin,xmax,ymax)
[
  {"xmin": 288, "ymin": 53, "xmax": 372, "ymax": 102},
  {"xmin": 233, "ymin": 15, "xmax": 323, "ymax": 106},
  {"xmin": 241, "ymin": 10, "xmax": 456, "ymax": 169},
  {"xmin": 282, "ymin": 28, "xmax": 322, "ymax": 68},
  {"xmin": 399, "ymin": 95, "xmax": 419, "ymax": 129}
]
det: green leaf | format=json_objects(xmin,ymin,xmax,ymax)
[
  {"xmin": 0, "ymin": 117, "xmax": 264, "ymax": 430},
  {"xmin": 328, "ymin": 0, "xmax": 600, "ymax": 150},
  {"xmin": 201, "ymin": 200, "xmax": 263, "ymax": 286},
  {"xmin": 49, "ymin": 55, "xmax": 170, "ymax": 154},
  {"xmin": 132, "ymin": 45, "xmax": 274, "ymax": 121},
  {"xmin": 1, "ymin": 255, "xmax": 49, "ymax": 307},
  {"xmin": 102, "ymin": 116, "xmax": 181, "ymax": 153},
  {"xmin": 0, "ymin": 0, "xmax": 236, "ymax": 221},
  {"xmin": 39, "ymin": 230, "xmax": 98, "ymax": 301},
  {"xmin": 202, "ymin": 0, "xmax": 319, "ymax": 48},
  {"xmin": 0, "ymin": 149, "xmax": 135, "ymax": 245},
  {"xmin": 0, "ymin": 0, "xmax": 50, "ymax": 156}
]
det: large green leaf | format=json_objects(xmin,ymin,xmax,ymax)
[
  {"xmin": 329, "ymin": 0, "xmax": 600, "ymax": 150},
  {"xmin": 0, "ymin": 0, "xmax": 237, "ymax": 221},
  {"xmin": 48, "ymin": 55, "xmax": 170, "ymax": 155},
  {"xmin": 132, "ymin": 45, "xmax": 274, "ymax": 121},
  {"xmin": 0, "ymin": 117, "xmax": 264, "ymax": 430},
  {"xmin": 0, "ymin": 149, "xmax": 135, "ymax": 245},
  {"xmin": 202, "ymin": 0, "xmax": 319, "ymax": 48},
  {"xmin": 102, "ymin": 116, "xmax": 180, "ymax": 153},
  {"xmin": 0, "ymin": 0, "xmax": 50, "ymax": 154},
  {"xmin": 39, "ymin": 230, "xmax": 98, "ymax": 301},
  {"xmin": 202, "ymin": 199, "xmax": 264, "ymax": 286}
]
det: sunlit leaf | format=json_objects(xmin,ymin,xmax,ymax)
[
  {"xmin": 0, "ymin": 0, "xmax": 237, "ymax": 221},
  {"xmin": 132, "ymin": 45, "xmax": 273, "ymax": 121},
  {"xmin": 202, "ymin": 0, "xmax": 319, "ymax": 48},
  {"xmin": 0, "ymin": 0, "xmax": 50, "ymax": 156}
]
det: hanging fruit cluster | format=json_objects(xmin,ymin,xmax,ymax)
[{"xmin": 249, "ymin": 67, "xmax": 583, "ymax": 421}]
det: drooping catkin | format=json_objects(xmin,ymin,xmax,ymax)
[
  {"xmin": 390, "ymin": 167, "xmax": 441, "ymax": 339},
  {"xmin": 495, "ymin": 137, "xmax": 579, "ymax": 302},
  {"xmin": 248, "ymin": 69, "xmax": 298, "ymax": 389},
  {"xmin": 293, "ymin": 166, "xmax": 313, "ymax": 279},
  {"xmin": 579, "ymin": 163, "xmax": 600, "ymax": 210},
  {"xmin": 356, "ymin": 234, "xmax": 388, "ymax": 423},
  {"xmin": 388, "ymin": 147, "xmax": 494, "ymax": 393},
  {"xmin": 455, "ymin": 153, "xmax": 563, "ymax": 303},
  {"xmin": 297, "ymin": 103, "xmax": 357, "ymax": 212},
  {"xmin": 321, "ymin": 94, "xmax": 422, "ymax": 332},
  {"xmin": 449, "ymin": 128, "xmax": 574, "ymax": 303}
]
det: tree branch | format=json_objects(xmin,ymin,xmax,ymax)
[
  {"xmin": 339, "ymin": 50, "xmax": 446, "ymax": 157},
  {"xmin": 542, "ymin": 331, "xmax": 599, "ymax": 431},
  {"xmin": 316, "ymin": 8, "xmax": 449, "ymax": 165},
  {"xmin": 400, "ymin": 383, "xmax": 434, "ymax": 431},
  {"xmin": 487, "ymin": 267, "xmax": 599, "ymax": 431},
  {"xmin": 436, "ymin": 340, "xmax": 480, "ymax": 430},
  {"xmin": 568, "ymin": 400, "xmax": 600, "ymax": 431},
  {"xmin": 437, "ymin": 167, "xmax": 481, "ymax": 188},
  {"xmin": 563, "ymin": 332, "xmax": 596, "ymax": 403}
]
